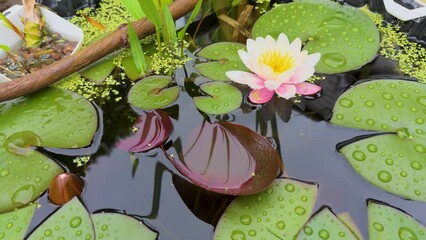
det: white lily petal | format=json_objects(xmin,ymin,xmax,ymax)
[
  {"xmin": 264, "ymin": 80, "xmax": 282, "ymax": 90},
  {"xmin": 277, "ymin": 33, "xmax": 290, "ymax": 47},
  {"xmin": 226, "ymin": 71, "xmax": 265, "ymax": 89},
  {"xmin": 289, "ymin": 38, "xmax": 302, "ymax": 52},
  {"xmin": 304, "ymin": 52, "xmax": 322, "ymax": 68},
  {"xmin": 276, "ymin": 84, "xmax": 297, "ymax": 100},
  {"xmin": 238, "ymin": 50, "xmax": 258, "ymax": 73},
  {"xmin": 289, "ymin": 67, "xmax": 315, "ymax": 83},
  {"xmin": 277, "ymin": 68, "xmax": 297, "ymax": 83}
]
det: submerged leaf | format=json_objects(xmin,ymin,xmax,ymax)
[
  {"xmin": 117, "ymin": 110, "xmax": 173, "ymax": 153},
  {"xmin": 128, "ymin": 75, "xmax": 179, "ymax": 110},
  {"xmin": 214, "ymin": 179, "xmax": 318, "ymax": 240},
  {"xmin": 80, "ymin": 57, "xmax": 115, "ymax": 84},
  {"xmin": 0, "ymin": 88, "xmax": 97, "ymax": 212},
  {"xmin": 368, "ymin": 201, "xmax": 426, "ymax": 240},
  {"xmin": 171, "ymin": 122, "xmax": 279, "ymax": 195},
  {"xmin": 195, "ymin": 42, "xmax": 248, "ymax": 81},
  {"xmin": 28, "ymin": 197, "xmax": 94, "ymax": 240},
  {"xmin": 331, "ymin": 79, "xmax": 426, "ymax": 201},
  {"xmin": 194, "ymin": 82, "xmax": 242, "ymax": 115},
  {"xmin": 92, "ymin": 213, "xmax": 158, "ymax": 240},
  {"xmin": 0, "ymin": 203, "xmax": 37, "ymax": 240},
  {"xmin": 252, "ymin": 0, "xmax": 380, "ymax": 74},
  {"xmin": 296, "ymin": 207, "xmax": 358, "ymax": 240}
]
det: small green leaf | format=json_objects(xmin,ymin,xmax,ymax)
[
  {"xmin": 0, "ymin": 203, "xmax": 37, "ymax": 239},
  {"xmin": 128, "ymin": 75, "xmax": 179, "ymax": 110},
  {"xmin": 28, "ymin": 197, "xmax": 94, "ymax": 239},
  {"xmin": 161, "ymin": 2, "xmax": 177, "ymax": 44},
  {"xmin": 80, "ymin": 57, "xmax": 115, "ymax": 84},
  {"xmin": 178, "ymin": 0, "xmax": 203, "ymax": 40},
  {"xmin": 214, "ymin": 179, "xmax": 318, "ymax": 240},
  {"xmin": 0, "ymin": 45, "xmax": 10, "ymax": 53},
  {"xmin": 331, "ymin": 79, "xmax": 426, "ymax": 201},
  {"xmin": 92, "ymin": 213, "xmax": 158, "ymax": 239},
  {"xmin": 122, "ymin": 0, "xmax": 145, "ymax": 19},
  {"xmin": 195, "ymin": 42, "xmax": 248, "ymax": 81},
  {"xmin": 128, "ymin": 24, "xmax": 146, "ymax": 75},
  {"xmin": 368, "ymin": 201, "xmax": 426, "ymax": 240},
  {"xmin": 252, "ymin": 0, "xmax": 380, "ymax": 74},
  {"xmin": 297, "ymin": 208, "xmax": 358, "ymax": 240},
  {"xmin": 194, "ymin": 82, "xmax": 242, "ymax": 115},
  {"xmin": 138, "ymin": 0, "xmax": 162, "ymax": 28}
]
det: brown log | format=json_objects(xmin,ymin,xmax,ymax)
[{"xmin": 0, "ymin": 0, "xmax": 199, "ymax": 101}]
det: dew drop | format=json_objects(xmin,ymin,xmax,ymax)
[
  {"xmin": 319, "ymin": 229, "xmax": 330, "ymax": 239},
  {"xmin": 378, "ymin": 170, "xmax": 392, "ymax": 183},
  {"xmin": 414, "ymin": 190, "xmax": 422, "ymax": 196},
  {"xmin": 366, "ymin": 119, "xmax": 375, "ymax": 126},
  {"xmin": 400, "ymin": 171, "xmax": 407, "ymax": 177},
  {"xmin": 398, "ymin": 227, "xmax": 418, "ymax": 240},
  {"xmin": 373, "ymin": 222, "xmax": 384, "ymax": 232},
  {"xmin": 382, "ymin": 92, "xmax": 394, "ymax": 100},
  {"xmin": 44, "ymin": 229, "xmax": 52, "ymax": 237},
  {"xmin": 322, "ymin": 53, "xmax": 347, "ymax": 69},
  {"xmin": 76, "ymin": 230, "xmax": 83, "ymax": 236},
  {"xmin": 70, "ymin": 216, "xmax": 82, "ymax": 228},
  {"xmin": 239, "ymin": 215, "xmax": 252, "ymax": 225},
  {"xmin": 276, "ymin": 221, "xmax": 286, "ymax": 230},
  {"xmin": 338, "ymin": 231, "xmax": 346, "ymax": 237},
  {"xmin": 303, "ymin": 226, "xmax": 313, "ymax": 236},
  {"xmin": 101, "ymin": 224, "xmax": 108, "ymax": 231},
  {"xmin": 294, "ymin": 206, "xmax": 306, "ymax": 216},
  {"xmin": 410, "ymin": 161, "xmax": 423, "ymax": 170},
  {"xmin": 248, "ymin": 230, "xmax": 257, "ymax": 237},
  {"xmin": 231, "ymin": 230, "xmax": 246, "ymax": 240},
  {"xmin": 336, "ymin": 114, "xmax": 344, "ymax": 120},
  {"xmin": 0, "ymin": 169, "xmax": 10, "ymax": 178},
  {"xmin": 352, "ymin": 150, "xmax": 366, "ymax": 161},
  {"xmin": 367, "ymin": 144, "xmax": 378, "ymax": 153},
  {"xmin": 11, "ymin": 185, "xmax": 35, "ymax": 205},
  {"xmin": 415, "ymin": 118, "xmax": 424, "ymax": 125},
  {"xmin": 285, "ymin": 183, "xmax": 295, "ymax": 192},
  {"xmin": 338, "ymin": 98, "xmax": 353, "ymax": 108},
  {"xmin": 414, "ymin": 144, "xmax": 425, "ymax": 154}
]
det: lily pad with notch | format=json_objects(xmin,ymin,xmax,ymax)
[
  {"xmin": 296, "ymin": 207, "xmax": 358, "ymax": 240},
  {"xmin": 194, "ymin": 81, "xmax": 242, "ymax": 115},
  {"xmin": 92, "ymin": 212, "xmax": 158, "ymax": 240},
  {"xmin": 27, "ymin": 197, "xmax": 94, "ymax": 240},
  {"xmin": 80, "ymin": 56, "xmax": 115, "ymax": 84},
  {"xmin": 331, "ymin": 79, "xmax": 426, "ymax": 201},
  {"xmin": 214, "ymin": 178, "xmax": 318, "ymax": 240},
  {"xmin": 195, "ymin": 42, "xmax": 248, "ymax": 81},
  {"xmin": 128, "ymin": 75, "xmax": 180, "ymax": 110},
  {"xmin": 0, "ymin": 88, "xmax": 98, "ymax": 212},
  {"xmin": 368, "ymin": 200, "xmax": 426, "ymax": 239},
  {"xmin": 170, "ymin": 122, "xmax": 280, "ymax": 196},
  {"xmin": 0, "ymin": 203, "xmax": 37, "ymax": 239},
  {"xmin": 252, "ymin": 0, "xmax": 380, "ymax": 74}
]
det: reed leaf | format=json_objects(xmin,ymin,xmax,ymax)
[
  {"xmin": 138, "ymin": 0, "xmax": 161, "ymax": 28},
  {"xmin": 178, "ymin": 0, "xmax": 203, "ymax": 40},
  {"xmin": 121, "ymin": 0, "xmax": 145, "ymax": 20},
  {"xmin": 161, "ymin": 1, "xmax": 177, "ymax": 44},
  {"xmin": 0, "ymin": 12, "xmax": 24, "ymax": 39},
  {"xmin": 127, "ymin": 24, "xmax": 146, "ymax": 76},
  {"xmin": 0, "ymin": 45, "xmax": 10, "ymax": 52}
]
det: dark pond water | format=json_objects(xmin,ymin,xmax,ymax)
[{"xmin": 22, "ymin": 3, "xmax": 426, "ymax": 240}]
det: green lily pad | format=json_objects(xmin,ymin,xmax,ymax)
[
  {"xmin": 92, "ymin": 213, "xmax": 158, "ymax": 239},
  {"xmin": 297, "ymin": 208, "xmax": 357, "ymax": 240},
  {"xmin": 128, "ymin": 75, "xmax": 179, "ymax": 110},
  {"xmin": 0, "ymin": 88, "xmax": 98, "ymax": 212},
  {"xmin": 252, "ymin": 0, "xmax": 380, "ymax": 74},
  {"xmin": 214, "ymin": 179, "xmax": 318, "ymax": 240},
  {"xmin": 0, "ymin": 203, "xmax": 37, "ymax": 239},
  {"xmin": 195, "ymin": 42, "xmax": 248, "ymax": 81},
  {"xmin": 194, "ymin": 82, "xmax": 242, "ymax": 115},
  {"xmin": 331, "ymin": 79, "xmax": 426, "ymax": 201},
  {"xmin": 80, "ymin": 57, "xmax": 115, "ymax": 84},
  {"xmin": 28, "ymin": 197, "xmax": 94, "ymax": 240},
  {"xmin": 338, "ymin": 212, "xmax": 365, "ymax": 240},
  {"xmin": 121, "ymin": 55, "xmax": 153, "ymax": 81},
  {"xmin": 368, "ymin": 201, "xmax": 426, "ymax": 239}
]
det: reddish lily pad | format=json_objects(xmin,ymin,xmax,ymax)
[
  {"xmin": 297, "ymin": 208, "xmax": 358, "ymax": 240},
  {"xmin": 252, "ymin": 0, "xmax": 380, "ymax": 74},
  {"xmin": 117, "ymin": 110, "xmax": 173, "ymax": 153},
  {"xmin": 48, "ymin": 173, "xmax": 85, "ymax": 206},
  {"xmin": 194, "ymin": 82, "xmax": 243, "ymax": 115},
  {"xmin": 0, "ymin": 203, "xmax": 37, "ymax": 240},
  {"xmin": 214, "ymin": 179, "xmax": 318, "ymax": 240},
  {"xmin": 368, "ymin": 201, "xmax": 426, "ymax": 240},
  {"xmin": 195, "ymin": 42, "xmax": 248, "ymax": 81},
  {"xmin": 0, "ymin": 88, "xmax": 97, "ymax": 213},
  {"xmin": 170, "ymin": 122, "xmax": 280, "ymax": 195},
  {"xmin": 28, "ymin": 197, "xmax": 95, "ymax": 240},
  {"xmin": 331, "ymin": 79, "xmax": 426, "ymax": 201},
  {"xmin": 128, "ymin": 75, "xmax": 180, "ymax": 110},
  {"xmin": 92, "ymin": 213, "xmax": 158, "ymax": 240}
]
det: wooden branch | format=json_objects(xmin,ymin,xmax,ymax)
[{"xmin": 0, "ymin": 0, "xmax": 199, "ymax": 101}]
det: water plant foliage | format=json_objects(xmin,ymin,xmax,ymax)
[
  {"xmin": 194, "ymin": 82, "xmax": 242, "ymax": 115},
  {"xmin": 0, "ymin": 88, "xmax": 98, "ymax": 212},
  {"xmin": 331, "ymin": 79, "xmax": 426, "ymax": 201},
  {"xmin": 0, "ymin": 203, "xmax": 37, "ymax": 239},
  {"xmin": 252, "ymin": 0, "xmax": 380, "ymax": 74}
]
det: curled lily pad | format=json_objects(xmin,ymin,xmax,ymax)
[
  {"xmin": 194, "ymin": 82, "xmax": 242, "ymax": 115},
  {"xmin": 368, "ymin": 201, "xmax": 426, "ymax": 239},
  {"xmin": 48, "ymin": 173, "xmax": 85, "ymax": 206},
  {"xmin": 28, "ymin": 197, "xmax": 94, "ymax": 240},
  {"xmin": 252, "ymin": 0, "xmax": 380, "ymax": 74},
  {"xmin": 117, "ymin": 110, "xmax": 173, "ymax": 152},
  {"xmin": 331, "ymin": 79, "xmax": 426, "ymax": 201},
  {"xmin": 296, "ymin": 208, "xmax": 357, "ymax": 240},
  {"xmin": 171, "ymin": 122, "xmax": 280, "ymax": 195},
  {"xmin": 92, "ymin": 213, "xmax": 158, "ymax": 240},
  {"xmin": 0, "ymin": 203, "xmax": 37, "ymax": 240},
  {"xmin": 214, "ymin": 179, "xmax": 318, "ymax": 240},
  {"xmin": 128, "ymin": 75, "xmax": 179, "ymax": 110},
  {"xmin": 80, "ymin": 57, "xmax": 115, "ymax": 84},
  {"xmin": 195, "ymin": 42, "xmax": 248, "ymax": 81},
  {"xmin": 0, "ymin": 88, "xmax": 98, "ymax": 212}
]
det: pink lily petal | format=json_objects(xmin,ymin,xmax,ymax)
[
  {"xmin": 249, "ymin": 88, "xmax": 274, "ymax": 104},
  {"xmin": 264, "ymin": 80, "xmax": 282, "ymax": 90},
  {"xmin": 295, "ymin": 82, "xmax": 321, "ymax": 95},
  {"xmin": 275, "ymin": 84, "xmax": 297, "ymax": 100},
  {"xmin": 226, "ymin": 71, "xmax": 265, "ymax": 89}
]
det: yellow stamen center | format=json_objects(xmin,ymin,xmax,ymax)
[{"xmin": 259, "ymin": 50, "xmax": 294, "ymax": 74}]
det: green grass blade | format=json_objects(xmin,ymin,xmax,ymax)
[
  {"xmin": 138, "ymin": 0, "xmax": 161, "ymax": 28},
  {"xmin": 178, "ymin": 0, "xmax": 203, "ymax": 40},
  {"xmin": 161, "ymin": 1, "xmax": 177, "ymax": 44},
  {"xmin": 0, "ymin": 44, "xmax": 10, "ymax": 52},
  {"xmin": 127, "ymin": 24, "xmax": 146, "ymax": 75},
  {"xmin": 121, "ymin": 0, "xmax": 145, "ymax": 19},
  {"xmin": 0, "ymin": 12, "xmax": 24, "ymax": 39}
]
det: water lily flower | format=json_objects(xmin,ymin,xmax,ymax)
[{"xmin": 226, "ymin": 33, "xmax": 322, "ymax": 104}]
